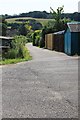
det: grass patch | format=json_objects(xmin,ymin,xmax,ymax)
[
  {"xmin": 0, "ymin": 48, "xmax": 32, "ymax": 65},
  {"xmin": 0, "ymin": 35, "xmax": 32, "ymax": 65},
  {"xmin": 0, "ymin": 57, "xmax": 32, "ymax": 65},
  {"xmin": 6, "ymin": 17, "xmax": 53, "ymax": 26}
]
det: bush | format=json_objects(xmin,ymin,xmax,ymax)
[
  {"xmin": 19, "ymin": 23, "xmax": 27, "ymax": 36},
  {"xmin": 6, "ymin": 49, "xmax": 18, "ymax": 59},
  {"xmin": 32, "ymin": 32, "xmax": 36, "ymax": 46},
  {"xmin": 11, "ymin": 35, "xmax": 27, "ymax": 49},
  {"xmin": 17, "ymin": 45, "xmax": 24, "ymax": 58},
  {"xmin": 32, "ymin": 30, "xmax": 42, "ymax": 46},
  {"xmin": 39, "ymin": 38, "xmax": 45, "ymax": 48},
  {"xmin": 3, "ymin": 35, "xmax": 29, "ymax": 59},
  {"xmin": 26, "ymin": 32, "xmax": 33, "ymax": 42},
  {"xmin": 35, "ymin": 35, "xmax": 40, "ymax": 46}
]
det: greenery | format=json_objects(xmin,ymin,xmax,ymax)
[
  {"xmin": 2, "ymin": 35, "xmax": 32, "ymax": 62},
  {"xmin": 4, "ymin": 11, "xmax": 80, "ymax": 21},
  {"xmin": 15, "ymin": 19, "xmax": 43, "ymax": 30},
  {"xmin": 35, "ymin": 35, "xmax": 40, "ymax": 46},
  {"xmin": 1, "ymin": 7, "xmax": 78, "ymax": 65},
  {"xmin": 0, "ymin": 18, "xmax": 33, "ymax": 65},
  {"xmin": 19, "ymin": 23, "xmax": 28, "ymax": 36},
  {"xmin": 0, "ymin": 17, "xmax": 7, "ymax": 36},
  {"xmin": 31, "ymin": 6, "xmax": 72, "ymax": 49},
  {"xmin": 50, "ymin": 6, "xmax": 66, "ymax": 31},
  {"xmin": 0, "ymin": 56, "xmax": 32, "ymax": 65},
  {"xmin": 40, "ymin": 6, "xmax": 71, "ymax": 48},
  {"xmin": 5, "ymin": 11, "xmax": 52, "ymax": 19},
  {"xmin": 6, "ymin": 18, "xmax": 43, "ymax": 37},
  {"xmin": 6, "ymin": 17, "xmax": 53, "ymax": 27},
  {"xmin": 32, "ymin": 32, "xmax": 36, "ymax": 46},
  {"xmin": 8, "ymin": 22, "xmax": 21, "ymax": 29},
  {"xmin": 1, "ymin": 36, "xmax": 32, "ymax": 65},
  {"xmin": 32, "ymin": 30, "xmax": 42, "ymax": 47}
]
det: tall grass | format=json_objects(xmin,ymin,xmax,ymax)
[{"xmin": 1, "ymin": 35, "xmax": 32, "ymax": 65}]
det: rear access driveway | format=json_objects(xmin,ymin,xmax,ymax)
[{"xmin": 2, "ymin": 43, "xmax": 78, "ymax": 118}]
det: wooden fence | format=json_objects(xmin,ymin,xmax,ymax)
[{"xmin": 45, "ymin": 31, "xmax": 64, "ymax": 52}]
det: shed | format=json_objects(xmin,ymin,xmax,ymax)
[
  {"xmin": 45, "ymin": 30, "xmax": 64, "ymax": 51},
  {"xmin": 54, "ymin": 30, "xmax": 65, "ymax": 52},
  {"xmin": 45, "ymin": 33, "xmax": 55, "ymax": 50},
  {"xmin": 64, "ymin": 22, "xmax": 80, "ymax": 55},
  {"xmin": 0, "ymin": 36, "xmax": 13, "ymax": 47},
  {"xmin": 0, "ymin": 36, "xmax": 13, "ymax": 54}
]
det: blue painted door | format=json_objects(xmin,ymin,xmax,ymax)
[
  {"xmin": 72, "ymin": 33, "xmax": 77, "ymax": 55},
  {"xmin": 64, "ymin": 29, "xmax": 71, "ymax": 55},
  {"xmin": 67, "ymin": 32, "xmax": 71, "ymax": 55},
  {"xmin": 64, "ymin": 33, "xmax": 68, "ymax": 54}
]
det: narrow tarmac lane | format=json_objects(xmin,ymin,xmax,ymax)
[{"xmin": 2, "ymin": 43, "xmax": 78, "ymax": 118}]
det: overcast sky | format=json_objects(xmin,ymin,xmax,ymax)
[{"xmin": 0, "ymin": 0, "xmax": 79, "ymax": 15}]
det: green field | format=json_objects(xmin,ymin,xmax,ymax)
[{"xmin": 6, "ymin": 17, "xmax": 53, "ymax": 26}]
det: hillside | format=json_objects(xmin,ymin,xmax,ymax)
[
  {"xmin": 6, "ymin": 17, "xmax": 54, "ymax": 26},
  {"xmin": 4, "ymin": 11, "xmax": 80, "ymax": 21}
]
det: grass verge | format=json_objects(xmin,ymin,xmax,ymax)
[{"xmin": 0, "ymin": 50, "xmax": 32, "ymax": 65}]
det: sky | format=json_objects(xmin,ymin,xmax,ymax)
[{"xmin": 0, "ymin": 0, "xmax": 80, "ymax": 15}]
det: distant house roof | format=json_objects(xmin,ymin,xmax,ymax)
[
  {"xmin": 54, "ymin": 30, "xmax": 65, "ymax": 35},
  {"xmin": 0, "ymin": 36, "xmax": 13, "ymax": 40},
  {"xmin": 67, "ymin": 22, "xmax": 80, "ymax": 32}
]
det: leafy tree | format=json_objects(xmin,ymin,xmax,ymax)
[
  {"xmin": 10, "ymin": 23, "xmax": 20, "ymax": 30},
  {"xmin": 32, "ymin": 30, "xmax": 42, "ymax": 46},
  {"xmin": 19, "ymin": 21, "xmax": 32, "ymax": 36},
  {"xmin": 19, "ymin": 23, "xmax": 27, "ymax": 36},
  {"xmin": 50, "ymin": 6, "xmax": 64, "ymax": 22},
  {"xmin": 29, "ymin": 19, "xmax": 42, "ymax": 30},
  {"xmin": 0, "ymin": 17, "xmax": 7, "ymax": 36},
  {"xmin": 50, "ymin": 6, "xmax": 65, "ymax": 31}
]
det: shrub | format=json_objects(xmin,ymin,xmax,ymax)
[
  {"xmin": 32, "ymin": 32, "xmax": 36, "ymax": 46},
  {"xmin": 17, "ymin": 45, "xmax": 24, "ymax": 58},
  {"xmin": 35, "ymin": 35, "xmax": 40, "ymax": 46},
  {"xmin": 26, "ymin": 32, "xmax": 33, "ymax": 42},
  {"xmin": 6, "ymin": 49, "xmax": 18, "ymax": 59},
  {"xmin": 39, "ymin": 37, "xmax": 45, "ymax": 48},
  {"xmin": 19, "ymin": 23, "xmax": 27, "ymax": 36},
  {"xmin": 3, "ymin": 35, "xmax": 29, "ymax": 59},
  {"xmin": 32, "ymin": 30, "xmax": 42, "ymax": 46},
  {"xmin": 22, "ymin": 46, "xmax": 30, "ymax": 58}
]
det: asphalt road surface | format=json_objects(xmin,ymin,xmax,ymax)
[{"xmin": 2, "ymin": 43, "xmax": 78, "ymax": 118}]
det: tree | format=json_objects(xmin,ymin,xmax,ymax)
[
  {"xmin": 19, "ymin": 21, "xmax": 32, "ymax": 36},
  {"xmin": 50, "ymin": 6, "xmax": 65, "ymax": 31},
  {"xmin": 19, "ymin": 23, "xmax": 27, "ymax": 36},
  {"xmin": 1, "ymin": 17, "xmax": 7, "ymax": 36},
  {"xmin": 50, "ymin": 6, "xmax": 64, "ymax": 22}
]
